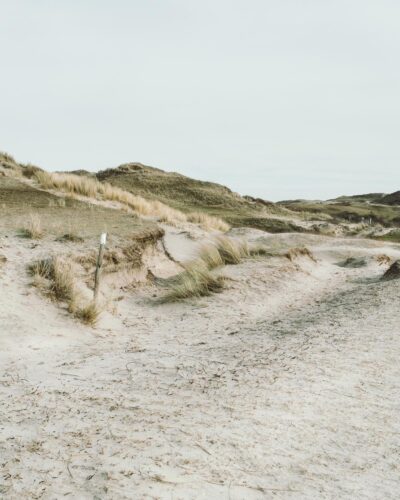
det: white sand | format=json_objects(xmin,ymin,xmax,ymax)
[{"xmin": 1, "ymin": 230, "xmax": 400, "ymax": 499}]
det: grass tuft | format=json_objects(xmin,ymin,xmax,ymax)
[
  {"xmin": 159, "ymin": 236, "xmax": 254, "ymax": 302},
  {"xmin": 20, "ymin": 214, "xmax": 44, "ymax": 239},
  {"xmin": 75, "ymin": 301, "xmax": 102, "ymax": 326},
  {"xmin": 28, "ymin": 255, "xmax": 103, "ymax": 325},
  {"xmin": 197, "ymin": 243, "xmax": 225, "ymax": 269},
  {"xmin": 285, "ymin": 247, "xmax": 316, "ymax": 262},
  {"xmin": 49, "ymin": 257, "xmax": 76, "ymax": 301},
  {"xmin": 160, "ymin": 263, "xmax": 226, "ymax": 302},
  {"xmin": 214, "ymin": 236, "xmax": 247, "ymax": 265},
  {"xmin": 28, "ymin": 256, "xmax": 75, "ymax": 301}
]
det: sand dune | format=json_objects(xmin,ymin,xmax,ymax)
[{"xmin": 1, "ymin": 225, "xmax": 400, "ymax": 499}]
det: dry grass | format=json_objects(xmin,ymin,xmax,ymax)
[
  {"xmin": 28, "ymin": 255, "xmax": 103, "ymax": 325},
  {"xmin": 214, "ymin": 235, "xmax": 249, "ymax": 265},
  {"xmin": 33, "ymin": 170, "xmax": 228, "ymax": 231},
  {"xmin": 191, "ymin": 236, "xmax": 250, "ymax": 272},
  {"xmin": 160, "ymin": 241, "xmax": 317, "ymax": 303},
  {"xmin": 21, "ymin": 163, "xmax": 43, "ymax": 178},
  {"xmin": 50, "ymin": 257, "xmax": 76, "ymax": 301},
  {"xmin": 35, "ymin": 170, "xmax": 181, "ymax": 218},
  {"xmin": 28, "ymin": 258, "xmax": 52, "ymax": 279},
  {"xmin": 285, "ymin": 247, "xmax": 316, "ymax": 262},
  {"xmin": 28, "ymin": 257, "xmax": 70, "ymax": 298},
  {"xmin": 75, "ymin": 301, "xmax": 102, "ymax": 326},
  {"xmin": 160, "ymin": 263, "xmax": 226, "ymax": 303},
  {"xmin": 197, "ymin": 243, "xmax": 225, "ymax": 270},
  {"xmin": 159, "ymin": 236, "xmax": 253, "ymax": 302},
  {"xmin": 376, "ymin": 254, "xmax": 392, "ymax": 266},
  {"xmin": 187, "ymin": 212, "xmax": 230, "ymax": 232},
  {"xmin": 0, "ymin": 151, "xmax": 16, "ymax": 164},
  {"xmin": 20, "ymin": 214, "xmax": 44, "ymax": 239},
  {"xmin": 28, "ymin": 256, "xmax": 76, "ymax": 302}
]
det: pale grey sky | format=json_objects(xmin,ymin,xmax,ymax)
[{"xmin": 1, "ymin": 0, "xmax": 399, "ymax": 200}]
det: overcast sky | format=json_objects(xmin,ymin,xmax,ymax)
[{"xmin": 1, "ymin": 1, "xmax": 399, "ymax": 201}]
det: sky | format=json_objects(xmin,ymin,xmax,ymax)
[{"xmin": 1, "ymin": 0, "xmax": 399, "ymax": 201}]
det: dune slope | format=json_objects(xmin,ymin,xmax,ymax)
[{"xmin": 1, "ymin": 228, "xmax": 400, "ymax": 499}]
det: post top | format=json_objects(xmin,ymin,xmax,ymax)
[{"xmin": 100, "ymin": 232, "xmax": 107, "ymax": 245}]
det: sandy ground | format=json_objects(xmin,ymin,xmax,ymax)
[{"xmin": 1, "ymin": 229, "xmax": 400, "ymax": 499}]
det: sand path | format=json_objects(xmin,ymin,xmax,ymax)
[{"xmin": 1, "ymin": 233, "xmax": 400, "ymax": 499}]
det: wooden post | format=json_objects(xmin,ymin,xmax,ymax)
[{"xmin": 94, "ymin": 232, "xmax": 107, "ymax": 300}]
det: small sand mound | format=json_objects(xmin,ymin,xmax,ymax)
[
  {"xmin": 337, "ymin": 257, "xmax": 367, "ymax": 268},
  {"xmin": 382, "ymin": 260, "xmax": 400, "ymax": 281}
]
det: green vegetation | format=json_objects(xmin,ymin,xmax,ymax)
[
  {"xmin": 159, "ymin": 236, "xmax": 271, "ymax": 302},
  {"xmin": 279, "ymin": 199, "xmax": 400, "ymax": 228},
  {"xmin": 373, "ymin": 230, "xmax": 400, "ymax": 243},
  {"xmin": 94, "ymin": 163, "xmax": 291, "ymax": 230},
  {"xmin": 3, "ymin": 151, "xmax": 400, "ymax": 239},
  {"xmin": 159, "ymin": 264, "xmax": 226, "ymax": 303}
]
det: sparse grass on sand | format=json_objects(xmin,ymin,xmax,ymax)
[
  {"xmin": 28, "ymin": 256, "xmax": 75, "ymax": 301},
  {"xmin": 194, "ymin": 236, "xmax": 250, "ymax": 271},
  {"xmin": 56, "ymin": 232, "xmax": 84, "ymax": 243},
  {"xmin": 28, "ymin": 256, "xmax": 102, "ymax": 325},
  {"xmin": 285, "ymin": 247, "xmax": 316, "ymax": 262},
  {"xmin": 75, "ymin": 301, "xmax": 101, "ymax": 326},
  {"xmin": 20, "ymin": 214, "xmax": 44, "ymax": 239},
  {"xmin": 34, "ymin": 170, "xmax": 229, "ymax": 231},
  {"xmin": 187, "ymin": 212, "xmax": 230, "ymax": 232},
  {"xmin": 218, "ymin": 235, "xmax": 250, "ymax": 263},
  {"xmin": 160, "ymin": 239, "xmax": 319, "ymax": 303},
  {"xmin": 159, "ymin": 263, "xmax": 226, "ymax": 303},
  {"xmin": 197, "ymin": 243, "xmax": 225, "ymax": 269},
  {"xmin": 247, "ymin": 244, "xmax": 279, "ymax": 257},
  {"xmin": 160, "ymin": 236, "xmax": 255, "ymax": 302}
]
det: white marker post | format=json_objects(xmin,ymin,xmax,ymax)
[{"xmin": 94, "ymin": 232, "xmax": 107, "ymax": 300}]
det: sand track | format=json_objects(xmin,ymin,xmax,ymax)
[{"xmin": 1, "ymin": 232, "xmax": 400, "ymax": 499}]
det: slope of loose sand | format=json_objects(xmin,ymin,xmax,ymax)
[{"xmin": 1, "ymin": 223, "xmax": 400, "ymax": 499}]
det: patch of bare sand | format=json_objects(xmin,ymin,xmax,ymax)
[{"xmin": 1, "ymin": 230, "xmax": 400, "ymax": 499}]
